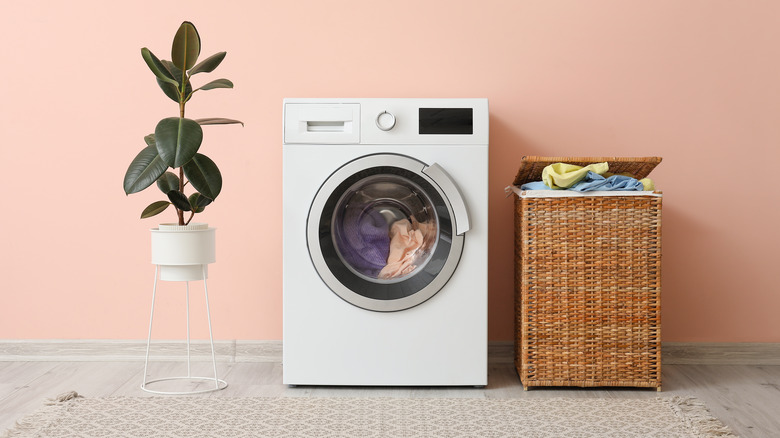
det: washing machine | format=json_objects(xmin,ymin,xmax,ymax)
[{"xmin": 282, "ymin": 98, "xmax": 488, "ymax": 386}]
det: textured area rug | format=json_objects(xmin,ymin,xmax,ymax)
[{"xmin": 3, "ymin": 391, "xmax": 736, "ymax": 438}]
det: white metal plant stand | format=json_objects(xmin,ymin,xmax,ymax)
[{"xmin": 141, "ymin": 224, "xmax": 227, "ymax": 395}]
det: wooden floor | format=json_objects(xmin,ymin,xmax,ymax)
[{"xmin": 1, "ymin": 360, "xmax": 778, "ymax": 437}]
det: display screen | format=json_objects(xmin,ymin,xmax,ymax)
[{"xmin": 419, "ymin": 108, "xmax": 473, "ymax": 135}]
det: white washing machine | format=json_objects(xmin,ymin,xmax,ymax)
[{"xmin": 283, "ymin": 98, "xmax": 488, "ymax": 386}]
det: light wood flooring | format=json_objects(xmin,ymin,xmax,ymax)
[{"xmin": 1, "ymin": 360, "xmax": 778, "ymax": 437}]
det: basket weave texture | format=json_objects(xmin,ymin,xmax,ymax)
[{"xmin": 513, "ymin": 156, "xmax": 662, "ymax": 389}]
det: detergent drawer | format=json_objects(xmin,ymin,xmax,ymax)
[{"xmin": 284, "ymin": 103, "xmax": 360, "ymax": 144}]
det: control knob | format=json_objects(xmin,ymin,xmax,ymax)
[{"xmin": 375, "ymin": 111, "xmax": 396, "ymax": 131}]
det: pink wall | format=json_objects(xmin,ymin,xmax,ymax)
[{"xmin": 1, "ymin": 1, "xmax": 778, "ymax": 342}]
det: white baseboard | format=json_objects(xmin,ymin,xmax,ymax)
[
  {"xmin": 662, "ymin": 342, "xmax": 780, "ymax": 365},
  {"xmin": 1, "ymin": 340, "xmax": 778, "ymax": 365},
  {"xmin": 0, "ymin": 340, "xmax": 281, "ymax": 363}
]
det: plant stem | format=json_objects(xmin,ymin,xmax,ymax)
[
  {"xmin": 185, "ymin": 211, "xmax": 195, "ymax": 226},
  {"xmin": 175, "ymin": 72, "xmax": 188, "ymax": 226},
  {"xmin": 179, "ymin": 72, "xmax": 188, "ymax": 118},
  {"xmin": 177, "ymin": 167, "xmax": 185, "ymax": 225}
]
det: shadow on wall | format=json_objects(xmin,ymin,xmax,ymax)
[
  {"xmin": 483, "ymin": 119, "xmax": 719, "ymax": 343},
  {"xmin": 488, "ymin": 157, "xmax": 747, "ymax": 343},
  {"xmin": 660, "ymin": 204, "xmax": 744, "ymax": 342},
  {"xmin": 486, "ymin": 114, "xmax": 549, "ymax": 340}
]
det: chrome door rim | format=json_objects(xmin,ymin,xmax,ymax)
[{"xmin": 307, "ymin": 153, "xmax": 465, "ymax": 312}]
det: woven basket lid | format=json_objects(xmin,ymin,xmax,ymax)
[{"xmin": 512, "ymin": 156, "xmax": 662, "ymax": 186}]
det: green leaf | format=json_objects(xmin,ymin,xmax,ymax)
[
  {"xmin": 157, "ymin": 60, "xmax": 193, "ymax": 103},
  {"xmin": 144, "ymin": 133, "xmax": 156, "ymax": 147},
  {"xmin": 172, "ymin": 21, "xmax": 200, "ymax": 71},
  {"xmin": 123, "ymin": 145, "xmax": 168, "ymax": 195},
  {"xmin": 154, "ymin": 117, "xmax": 203, "ymax": 168},
  {"xmin": 188, "ymin": 193, "xmax": 213, "ymax": 213},
  {"xmin": 157, "ymin": 79, "xmax": 180, "ymax": 103},
  {"xmin": 195, "ymin": 118, "xmax": 244, "ymax": 127},
  {"xmin": 163, "ymin": 60, "xmax": 193, "ymax": 92},
  {"xmin": 141, "ymin": 48, "xmax": 178, "ymax": 87},
  {"xmin": 141, "ymin": 201, "xmax": 171, "ymax": 219},
  {"xmin": 156, "ymin": 171, "xmax": 180, "ymax": 194},
  {"xmin": 197, "ymin": 78, "xmax": 233, "ymax": 91},
  {"xmin": 189, "ymin": 52, "xmax": 226, "ymax": 75},
  {"xmin": 167, "ymin": 190, "xmax": 191, "ymax": 211},
  {"xmin": 183, "ymin": 153, "xmax": 222, "ymax": 200}
]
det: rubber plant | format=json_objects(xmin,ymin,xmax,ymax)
[{"xmin": 123, "ymin": 21, "xmax": 242, "ymax": 225}]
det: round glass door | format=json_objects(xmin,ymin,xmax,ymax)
[
  {"xmin": 331, "ymin": 173, "xmax": 438, "ymax": 282},
  {"xmin": 307, "ymin": 154, "xmax": 466, "ymax": 312}
]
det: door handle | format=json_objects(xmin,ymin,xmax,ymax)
[{"xmin": 423, "ymin": 163, "xmax": 470, "ymax": 235}]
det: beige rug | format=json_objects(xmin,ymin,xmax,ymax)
[{"xmin": 3, "ymin": 391, "xmax": 736, "ymax": 437}]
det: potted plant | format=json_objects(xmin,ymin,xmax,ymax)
[{"xmin": 123, "ymin": 21, "xmax": 241, "ymax": 281}]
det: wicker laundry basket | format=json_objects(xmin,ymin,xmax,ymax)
[{"xmin": 512, "ymin": 156, "xmax": 663, "ymax": 390}]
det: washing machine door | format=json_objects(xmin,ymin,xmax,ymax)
[{"xmin": 307, "ymin": 153, "xmax": 469, "ymax": 312}]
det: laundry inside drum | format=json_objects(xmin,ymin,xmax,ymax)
[{"xmin": 331, "ymin": 174, "xmax": 439, "ymax": 283}]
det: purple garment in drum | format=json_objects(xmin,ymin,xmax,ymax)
[{"xmin": 335, "ymin": 206, "xmax": 390, "ymax": 277}]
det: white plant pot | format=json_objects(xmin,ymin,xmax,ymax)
[{"xmin": 150, "ymin": 223, "xmax": 216, "ymax": 281}]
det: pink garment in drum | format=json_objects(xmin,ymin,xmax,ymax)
[{"xmin": 378, "ymin": 217, "xmax": 435, "ymax": 280}]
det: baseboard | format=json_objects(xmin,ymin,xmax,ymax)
[
  {"xmin": 662, "ymin": 342, "xmax": 780, "ymax": 365},
  {"xmin": 0, "ymin": 340, "xmax": 282, "ymax": 363},
  {"xmin": 491, "ymin": 341, "xmax": 780, "ymax": 365},
  {"xmin": 1, "ymin": 340, "xmax": 778, "ymax": 365}
]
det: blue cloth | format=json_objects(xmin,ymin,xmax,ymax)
[
  {"xmin": 570, "ymin": 172, "xmax": 644, "ymax": 192},
  {"xmin": 519, "ymin": 181, "xmax": 551, "ymax": 190},
  {"xmin": 520, "ymin": 172, "xmax": 644, "ymax": 192}
]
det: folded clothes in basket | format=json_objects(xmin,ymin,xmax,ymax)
[{"xmin": 521, "ymin": 162, "xmax": 655, "ymax": 191}]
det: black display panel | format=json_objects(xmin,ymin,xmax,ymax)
[{"xmin": 419, "ymin": 108, "xmax": 473, "ymax": 135}]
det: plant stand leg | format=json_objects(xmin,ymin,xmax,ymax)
[
  {"xmin": 141, "ymin": 265, "xmax": 160, "ymax": 391},
  {"xmin": 185, "ymin": 281, "xmax": 191, "ymax": 379},
  {"xmin": 202, "ymin": 264, "xmax": 221, "ymax": 390},
  {"xmin": 140, "ymin": 264, "xmax": 227, "ymax": 395}
]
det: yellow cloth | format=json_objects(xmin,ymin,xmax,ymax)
[
  {"xmin": 639, "ymin": 178, "xmax": 655, "ymax": 191},
  {"xmin": 542, "ymin": 162, "xmax": 609, "ymax": 189}
]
